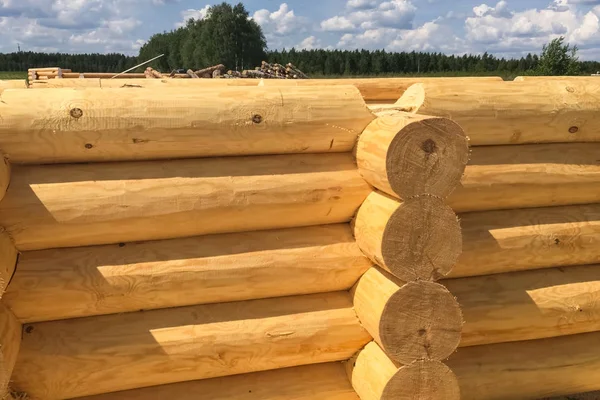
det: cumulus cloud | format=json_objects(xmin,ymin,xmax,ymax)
[
  {"xmin": 175, "ymin": 5, "xmax": 209, "ymax": 28},
  {"xmin": 297, "ymin": 36, "xmax": 322, "ymax": 50},
  {"xmin": 346, "ymin": 0, "xmax": 378, "ymax": 9},
  {"xmin": 252, "ymin": 3, "xmax": 310, "ymax": 48},
  {"xmin": 321, "ymin": 16, "xmax": 356, "ymax": 31}
]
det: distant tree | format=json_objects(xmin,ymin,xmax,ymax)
[{"xmin": 536, "ymin": 36, "xmax": 580, "ymax": 76}]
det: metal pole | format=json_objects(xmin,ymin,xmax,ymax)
[{"xmin": 110, "ymin": 54, "xmax": 165, "ymax": 79}]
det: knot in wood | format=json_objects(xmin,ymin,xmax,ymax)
[
  {"xmin": 421, "ymin": 139, "xmax": 437, "ymax": 154},
  {"xmin": 252, "ymin": 114, "xmax": 263, "ymax": 124},
  {"xmin": 569, "ymin": 126, "xmax": 579, "ymax": 134},
  {"xmin": 70, "ymin": 108, "xmax": 83, "ymax": 119},
  {"xmin": 84, "ymin": 143, "xmax": 94, "ymax": 149},
  {"xmin": 566, "ymin": 86, "xmax": 575, "ymax": 93},
  {"xmin": 25, "ymin": 326, "xmax": 34, "ymax": 334}
]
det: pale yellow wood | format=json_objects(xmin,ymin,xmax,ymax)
[
  {"xmin": 0, "ymin": 153, "xmax": 371, "ymax": 251},
  {"xmin": 448, "ymin": 331, "xmax": 600, "ymax": 400},
  {"xmin": 0, "ymin": 302, "xmax": 21, "ymax": 398},
  {"xmin": 356, "ymin": 112, "xmax": 468, "ymax": 200},
  {"xmin": 445, "ymin": 264, "xmax": 600, "ymax": 347},
  {"xmin": 0, "ymin": 86, "xmax": 374, "ymax": 163},
  {"xmin": 0, "ymin": 232, "xmax": 17, "ymax": 298},
  {"xmin": 75, "ymin": 363, "xmax": 360, "ymax": 400},
  {"xmin": 352, "ymin": 267, "xmax": 462, "ymax": 364},
  {"xmin": 514, "ymin": 76, "xmax": 600, "ymax": 82},
  {"xmin": 454, "ymin": 203, "xmax": 600, "ymax": 278},
  {"xmin": 346, "ymin": 342, "xmax": 460, "ymax": 400},
  {"xmin": 0, "ymin": 80, "xmax": 26, "ymax": 92},
  {"xmin": 448, "ymin": 143, "xmax": 600, "ymax": 212},
  {"xmin": 12, "ymin": 291, "xmax": 370, "ymax": 399},
  {"xmin": 397, "ymin": 81, "xmax": 600, "ymax": 145},
  {"xmin": 353, "ymin": 191, "xmax": 462, "ymax": 281},
  {"xmin": 5, "ymin": 224, "xmax": 372, "ymax": 323}
]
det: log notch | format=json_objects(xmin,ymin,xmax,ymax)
[
  {"xmin": 346, "ymin": 342, "xmax": 460, "ymax": 400},
  {"xmin": 4, "ymin": 225, "xmax": 372, "ymax": 323},
  {"xmin": 0, "ymin": 302, "xmax": 21, "ymax": 398},
  {"xmin": 447, "ymin": 331, "xmax": 600, "ymax": 400},
  {"xmin": 444, "ymin": 264, "xmax": 600, "ymax": 347},
  {"xmin": 454, "ymin": 203, "xmax": 600, "ymax": 278},
  {"xmin": 0, "ymin": 232, "xmax": 18, "ymax": 298},
  {"xmin": 448, "ymin": 143, "xmax": 600, "ymax": 212},
  {"xmin": 11, "ymin": 292, "xmax": 371, "ymax": 399},
  {"xmin": 353, "ymin": 191, "xmax": 462, "ymax": 281},
  {"xmin": 0, "ymin": 153, "xmax": 371, "ymax": 251},
  {"xmin": 352, "ymin": 267, "xmax": 462, "ymax": 364},
  {"xmin": 76, "ymin": 363, "xmax": 360, "ymax": 400},
  {"xmin": 356, "ymin": 112, "xmax": 469, "ymax": 200},
  {"xmin": 0, "ymin": 86, "xmax": 374, "ymax": 163},
  {"xmin": 396, "ymin": 80, "xmax": 600, "ymax": 145}
]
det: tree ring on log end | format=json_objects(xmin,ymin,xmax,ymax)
[
  {"xmin": 382, "ymin": 195, "xmax": 462, "ymax": 281},
  {"xmin": 382, "ymin": 360, "xmax": 460, "ymax": 400},
  {"xmin": 380, "ymin": 281, "xmax": 463, "ymax": 364},
  {"xmin": 387, "ymin": 116, "xmax": 468, "ymax": 199}
]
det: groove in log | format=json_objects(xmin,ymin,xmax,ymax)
[
  {"xmin": 0, "ymin": 302, "xmax": 21, "ymax": 398},
  {"xmin": 0, "ymin": 156, "xmax": 10, "ymax": 204},
  {"xmin": 5, "ymin": 225, "xmax": 372, "ymax": 323},
  {"xmin": 346, "ymin": 342, "xmax": 460, "ymax": 400},
  {"xmin": 448, "ymin": 331, "xmax": 600, "ymax": 400},
  {"xmin": 397, "ymin": 80, "xmax": 600, "ymax": 145},
  {"xmin": 0, "ymin": 232, "xmax": 18, "ymax": 298},
  {"xmin": 352, "ymin": 267, "xmax": 462, "ymax": 364},
  {"xmin": 75, "ymin": 363, "xmax": 360, "ymax": 400},
  {"xmin": 356, "ymin": 112, "xmax": 468, "ymax": 200},
  {"xmin": 11, "ymin": 292, "xmax": 370, "ymax": 399},
  {"xmin": 353, "ymin": 191, "xmax": 462, "ymax": 281},
  {"xmin": 0, "ymin": 80, "xmax": 27, "ymax": 92},
  {"xmin": 445, "ymin": 264, "xmax": 600, "ymax": 347},
  {"xmin": 454, "ymin": 203, "xmax": 600, "ymax": 278},
  {"xmin": 0, "ymin": 86, "xmax": 374, "ymax": 163},
  {"xmin": 448, "ymin": 143, "xmax": 600, "ymax": 212},
  {"xmin": 0, "ymin": 153, "xmax": 371, "ymax": 251}
]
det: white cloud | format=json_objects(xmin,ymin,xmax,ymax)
[
  {"xmin": 346, "ymin": 0, "xmax": 378, "ymax": 10},
  {"xmin": 252, "ymin": 3, "xmax": 310, "ymax": 49},
  {"xmin": 175, "ymin": 5, "xmax": 209, "ymax": 28},
  {"xmin": 321, "ymin": 16, "xmax": 356, "ymax": 31},
  {"xmin": 297, "ymin": 36, "xmax": 322, "ymax": 50}
]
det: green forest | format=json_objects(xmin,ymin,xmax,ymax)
[{"xmin": 1, "ymin": 2, "xmax": 599, "ymax": 78}]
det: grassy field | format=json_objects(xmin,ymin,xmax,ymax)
[{"xmin": 0, "ymin": 71, "xmax": 27, "ymax": 79}]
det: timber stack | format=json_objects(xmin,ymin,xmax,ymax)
[{"xmin": 0, "ymin": 77, "xmax": 599, "ymax": 400}]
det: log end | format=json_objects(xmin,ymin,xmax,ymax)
[
  {"xmin": 380, "ymin": 280, "xmax": 463, "ymax": 364},
  {"xmin": 382, "ymin": 360, "xmax": 460, "ymax": 400},
  {"xmin": 387, "ymin": 115, "xmax": 469, "ymax": 199},
  {"xmin": 382, "ymin": 194, "xmax": 462, "ymax": 281}
]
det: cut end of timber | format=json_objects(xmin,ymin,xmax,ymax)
[
  {"xmin": 395, "ymin": 83, "xmax": 425, "ymax": 114},
  {"xmin": 380, "ymin": 280, "xmax": 463, "ymax": 364},
  {"xmin": 386, "ymin": 115, "xmax": 468, "ymax": 199},
  {"xmin": 382, "ymin": 194, "xmax": 462, "ymax": 281},
  {"xmin": 382, "ymin": 360, "xmax": 460, "ymax": 400}
]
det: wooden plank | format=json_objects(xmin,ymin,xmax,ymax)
[
  {"xmin": 0, "ymin": 86, "xmax": 374, "ymax": 163},
  {"xmin": 12, "ymin": 292, "xmax": 371, "ymax": 399},
  {"xmin": 75, "ymin": 363, "xmax": 360, "ymax": 400},
  {"xmin": 0, "ymin": 302, "xmax": 21, "ymax": 398},
  {"xmin": 356, "ymin": 112, "xmax": 468, "ymax": 200},
  {"xmin": 445, "ymin": 264, "xmax": 600, "ymax": 347},
  {"xmin": 0, "ymin": 153, "xmax": 371, "ymax": 251},
  {"xmin": 5, "ymin": 225, "xmax": 372, "ymax": 323},
  {"xmin": 397, "ymin": 80, "xmax": 600, "ymax": 145},
  {"xmin": 448, "ymin": 331, "xmax": 600, "ymax": 400}
]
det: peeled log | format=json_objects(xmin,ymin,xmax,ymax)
[
  {"xmin": 0, "ymin": 232, "xmax": 18, "ymax": 297},
  {"xmin": 76, "ymin": 363, "xmax": 360, "ymax": 400},
  {"xmin": 454, "ymin": 203, "xmax": 600, "ymax": 278},
  {"xmin": 11, "ymin": 292, "xmax": 370, "ymax": 399},
  {"xmin": 514, "ymin": 76, "xmax": 600, "ymax": 82},
  {"xmin": 448, "ymin": 331, "xmax": 600, "ymax": 400},
  {"xmin": 5, "ymin": 225, "xmax": 372, "ymax": 323},
  {"xmin": 352, "ymin": 267, "xmax": 462, "ymax": 364},
  {"xmin": 0, "ymin": 80, "xmax": 27, "ymax": 92},
  {"xmin": 448, "ymin": 143, "xmax": 600, "ymax": 212},
  {"xmin": 356, "ymin": 112, "xmax": 468, "ymax": 200},
  {"xmin": 353, "ymin": 191, "xmax": 462, "ymax": 281},
  {"xmin": 0, "ymin": 86, "xmax": 374, "ymax": 163},
  {"xmin": 0, "ymin": 302, "xmax": 21, "ymax": 398},
  {"xmin": 0, "ymin": 153, "xmax": 371, "ymax": 251},
  {"xmin": 346, "ymin": 342, "xmax": 460, "ymax": 400},
  {"xmin": 445, "ymin": 264, "xmax": 600, "ymax": 347},
  {"xmin": 397, "ymin": 81, "xmax": 600, "ymax": 145},
  {"xmin": 0, "ymin": 157, "xmax": 9, "ymax": 203}
]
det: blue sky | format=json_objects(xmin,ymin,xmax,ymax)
[{"xmin": 1, "ymin": 0, "xmax": 599, "ymax": 59}]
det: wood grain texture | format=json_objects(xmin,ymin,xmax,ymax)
[
  {"xmin": 446, "ymin": 264, "xmax": 600, "ymax": 347},
  {"xmin": 356, "ymin": 112, "xmax": 468, "ymax": 200},
  {"xmin": 75, "ymin": 363, "xmax": 360, "ymax": 400},
  {"xmin": 448, "ymin": 143, "xmax": 600, "ymax": 212},
  {"xmin": 0, "ymin": 86, "xmax": 374, "ymax": 163},
  {"xmin": 353, "ymin": 191, "xmax": 462, "ymax": 281},
  {"xmin": 0, "ymin": 153, "xmax": 371, "ymax": 251},
  {"xmin": 454, "ymin": 203, "xmax": 600, "ymax": 278},
  {"xmin": 397, "ymin": 80, "xmax": 600, "ymax": 145},
  {"xmin": 0, "ymin": 81, "xmax": 27, "ymax": 92},
  {"xmin": 0, "ymin": 232, "xmax": 17, "ymax": 298},
  {"xmin": 352, "ymin": 267, "xmax": 462, "ymax": 364},
  {"xmin": 5, "ymin": 225, "xmax": 372, "ymax": 323},
  {"xmin": 12, "ymin": 291, "xmax": 370, "ymax": 399},
  {"xmin": 448, "ymin": 331, "xmax": 600, "ymax": 400},
  {"xmin": 346, "ymin": 342, "xmax": 460, "ymax": 400},
  {"xmin": 0, "ymin": 302, "xmax": 21, "ymax": 398},
  {"xmin": 0, "ymin": 157, "xmax": 9, "ymax": 206}
]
